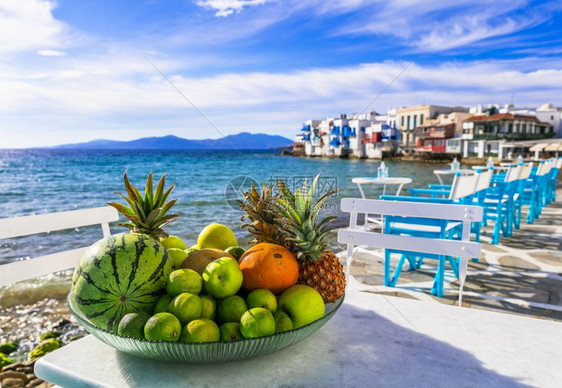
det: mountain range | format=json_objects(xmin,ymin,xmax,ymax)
[{"xmin": 52, "ymin": 132, "xmax": 293, "ymax": 150}]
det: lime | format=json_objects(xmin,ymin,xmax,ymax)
[
  {"xmin": 273, "ymin": 311, "xmax": 294, "ymax": 333},
  {"xmin": 168, "ymin": 293, "xmax": 203, "ymax": 325},
  {"xmin": 219, "ymin": 322, "xmax": 243, "ymax": 342},
  {"xmin": 225, "ymin": 246, "xmax": 245, "ymax": 261},
  {"xmin": 117, "ymin": 311, "xmax": 151, "ymax": 339},
  {"xmin": 239, "ymin": 308, "xmax": 275, "ymax": 339},
  {"xmin": 278, "ymin": 285, "xmax": 325, "ymax": 329},
  {"xmin": 217, "ymin": 295, "xmax": 248, "ymax": 323},
  {"xmin": 144, "ymin": 312, "xmax": 182, "ymax": 342},
  {"xmin": 197, "ymin": 223, "xmax": 238, "ymax": 251},
  {"xmin": 200, "ymin": 295, "xmax": 217, "ymax": 320},
  {"xmin": 167, "ymin": 248, "xmax": 189, "ymax": 268},
  {"xmin": 180, "ymin": 319, "xmax": 220, "ymax": 343},
  {"xmin": 166, "ymin": 269, "xmax": 202, "ymax": 297},
  {"xmin": 160, "ymin": 235, "xmax": 186, "ymax": 250},
  {"xmin": 154, "ymin": 294, "xmax": 173, "ymax": 314},
  {"xmin": 246, "ymin": 288, "xmax": 277, "ymax": 312}
]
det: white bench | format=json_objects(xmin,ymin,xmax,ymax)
[
  {"xmin": 0, "ymin": 207, "xmax": 119, "ymax": 287},
  {"xmin": 337, "ymin": 198, "xmax": 483, "ymax": 305}
]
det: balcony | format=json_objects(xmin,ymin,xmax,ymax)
[
  {"xmin": 331, "ymin": 126, "xmax": 341, "ymax": 135},
  {"xmin": 362, "ymin": 133, "xmax": 381, "ymax": 144},
  {"xmin": 342, "ymin": 126, "xmax": 356, "ymax": 137},
  {"xmin": 472, "ymin": 133, "xmax": 555, "ymax": 141},
  {"xmin": 301, "ymin": 124, "xmax": 311, "ymax": 132}
]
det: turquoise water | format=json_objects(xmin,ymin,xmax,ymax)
[{"xmin": 0, "ymin": 149, "xmax": 451, "ymax": 267}]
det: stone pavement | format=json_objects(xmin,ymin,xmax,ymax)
[{"xmin": 341, "ymin": 187, "xmax": 562, "ymax": 322}]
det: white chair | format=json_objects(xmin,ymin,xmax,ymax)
[
  {"xmin": 338, "ymin": 198, "xmax": 482, "ymax": 305},
  {"xmin": 0, "ymin": 207, "xmax": 119, "ymax": 287}
]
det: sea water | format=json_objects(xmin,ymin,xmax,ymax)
[{"xmin": 0, "ymin": 149, "xmax": 449, "ymax": 343}]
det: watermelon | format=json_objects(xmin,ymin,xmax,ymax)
[{"xmin": 71, "ymin": 233, "xmax": 172, "ymax": 333}]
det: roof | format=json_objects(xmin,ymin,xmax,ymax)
[{"xmin": 465, "ymin": 113, "xmax": 552, "ymax": 126}]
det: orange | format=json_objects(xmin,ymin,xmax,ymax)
[{"xmin": 238, "ymin": 243, "xmax": 298, "ymax": 294}]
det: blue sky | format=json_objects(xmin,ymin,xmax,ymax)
[{"xmin": 1, "ymin": 0, "xmax": 562, "ymax": 148}]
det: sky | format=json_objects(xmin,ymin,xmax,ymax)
[{"xmin": 1, "ymin": 0, "xmax": 562, "ymax": 148}]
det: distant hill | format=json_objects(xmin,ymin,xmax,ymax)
[{"xmin": 52, "ymin": 133, "xmax": 293, "ymax": 150}]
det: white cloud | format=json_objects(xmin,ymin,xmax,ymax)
[
  {"xmin": 0, "ymin": 0, "xmax": 67, "ymax": 54},
  {"xmin": 1, "ymin": 55, "xmax": 561, "ymax": 147},
  {"xmin": 37, "ymin": 49, "xmax": 66, "ymax": 56},
  {"xmin": 196, "ymin": 0, "xmax": 270, "ymax": 17}
]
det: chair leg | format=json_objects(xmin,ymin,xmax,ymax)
[
  {"xmin": 431, "ymin": 255, "xmax": 445, "ymax": 297},
  {"xmin": 390, "ymin": 254, "xmax": 409, "ymax": 286},
  {"xmin": 384, "ymin": 249, "xmax": 391, "ymax": 286},
  {"xmin": 449, "ymin": 256, "xmax": 459, "ymax": 278}
]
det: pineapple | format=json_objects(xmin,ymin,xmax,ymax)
[
  {"xmin": 107, "ymin": 171, "xmax": 179, "ymax": 240},
  {"xmin": 275, "ymin": 175, "xmax": 345, "ymax": 303},
  {"xmin": 239, "ymin": 175, "xmax": 345, "ymax": 303},
  {"xmin": 237, "ymin": 181, "xmax": 291, "ymax": 249}
]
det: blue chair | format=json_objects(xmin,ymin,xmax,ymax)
[
  {"xmin": 380, "ymin": 173, "xmax": 481, "ymax": 297},
  {"xmin": 512, "ymin": 162, "xmax": 534, "ymax": 231},
  {"xmin": 481, "ymin": 164, "xmax": 522, "ymax": 244},
  {"xmin": 521, "ymin": 161, "xmax": 550, "ymax": 224},
  {"xmin": 547, "ymin": 158, "xmax": 562, "ymax": 203}
]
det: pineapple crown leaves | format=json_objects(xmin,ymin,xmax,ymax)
[
  {"xmin": 275, "ymin": 174, "xmax": 340, "ymax": 261},
  {"xmin": 107, "ymin": 170, "xmax": 180, "ymax": 238},
  {"xmin": 236, "ymin": 180, "xmax": 287, "ymax": 244}
]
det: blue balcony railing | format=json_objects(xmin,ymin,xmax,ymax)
[
  {"xmin": 301, "ymin": 124, "xmax": 311, "ymax": 132},
  {"xmin": 331, "ymin": 126, "xmax": 341, "ymax": 135},
  {"xmin": 302, "ymin": 135, "xmax": 310, "ymax": 141},
  {"xmin": 330, "ymin": 139, "xmax": 341, "ymax": 147}
]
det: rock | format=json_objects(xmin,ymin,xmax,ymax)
[
  {"xmin": 28, "ymin": 339, "xmax": 60, "ymax": 361},
  {"xmin": 0, "ymin": 352, "xmax": 13, "ymax": 368},
  {"xmin": 39, "ymin": 332, "xmax": 62, "ymax": 342},
  {"xmin": 0, "ymin": 342, "xmax": 18, "ymax": 355},
  {"xmin": 1, "ymin": 377, "xmax": 25, "ymax": 387},
  {"xmin": 0, "ymin": 371, "xmax": 29, "ymax": 384},
  {"xmin": 1, "ymin": 362, "xmax": 25, "ymax": 372},
  {"xmin": 26, "ymin": 378, "xmax": 52, "ymax": 387}
]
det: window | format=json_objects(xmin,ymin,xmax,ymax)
[
  {"xmin": 407, "ymin": 116, "xmax": 411, "ymax": 130},
  {"xmin": 413, "ymin": 115, "xmax": 418, "ymax": 128},
  {"xmin": 420, "ymin": 114, "xmax": 424, "ymax": 125},
  {"xmin": 401, "ymin": 116, "xmax": 404, "ymax": 126}
]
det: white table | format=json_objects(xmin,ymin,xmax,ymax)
[
  {"xmin": 35, "ymin": 276, "xmax": 562, "ymax": 387},
  {"xmin": 352, "ymin": 177, "xmax": 412, "ymax": 198},
  {"xmin": 433, "ymin": 169, "xmax": 474, "ymax": 185}
]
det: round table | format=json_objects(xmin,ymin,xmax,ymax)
[
  {"xmin": 352, "ymin": 177, "xmax": 413, "ymax": 198},
  {"xmin": 352, "ymin": 177, "xmax": 413, "ymax": 230},
  {"xmin": 433, "ymin": 169, "xmax": 474, "ymax": 185}
]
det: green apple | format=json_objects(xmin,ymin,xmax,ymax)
[
  {"xmin": 278, "ymin": 285, "xmax": 325, "ymax": 329},
  {"xmin": 167, "ymin": 248, "xmax": 189, "ymax": 268},
  {"xmin": 197, "ymin": 223, "xmax": 238, "ymax": 251},
  {"xmin": 160, "ymin": 235, "xmax": 187, "ymax": 250},
  {"xmin": 246, "ymin": 289, "xmax": 277, "ymax": 313},
  {"xmin": 202, "ymin": 257, "xmax": 243, "ymax": 299}
]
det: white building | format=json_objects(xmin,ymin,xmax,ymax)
[{"xmin": 296, "ymin": 110, "xmax": 399, "ymax": 158}]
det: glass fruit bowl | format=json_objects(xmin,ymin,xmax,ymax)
[{"xmin": 67, "ymin": 292, "xmax": 344, "ymax": 364}]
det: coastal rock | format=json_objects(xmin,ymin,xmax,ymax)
[
  {"xmin": 1, "ymin": 377, "xmax": 25, "ymax": 387},
  {"xmin": 28, "ymin": 339, "xmax": 60, "ymax": 361},
  {"xmin": 0, "ymin": 371, "xmax": 29, "ymax": 384},
  {"xmin": 0, "ymin": 342, "xmax": 18, "ymax": 354},
  {"xmin": 0, "ymin": 352, "xmax": 13, "ymax": 368}
]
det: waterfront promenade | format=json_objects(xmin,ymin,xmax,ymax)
[{"xmin": 341, "ymin": 187, "xmax": 562, "ymax": 322}]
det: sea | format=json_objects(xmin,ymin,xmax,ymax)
[{"xmin": 0, "ymin": 148, "xmax": 451, "ymax": 349}]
